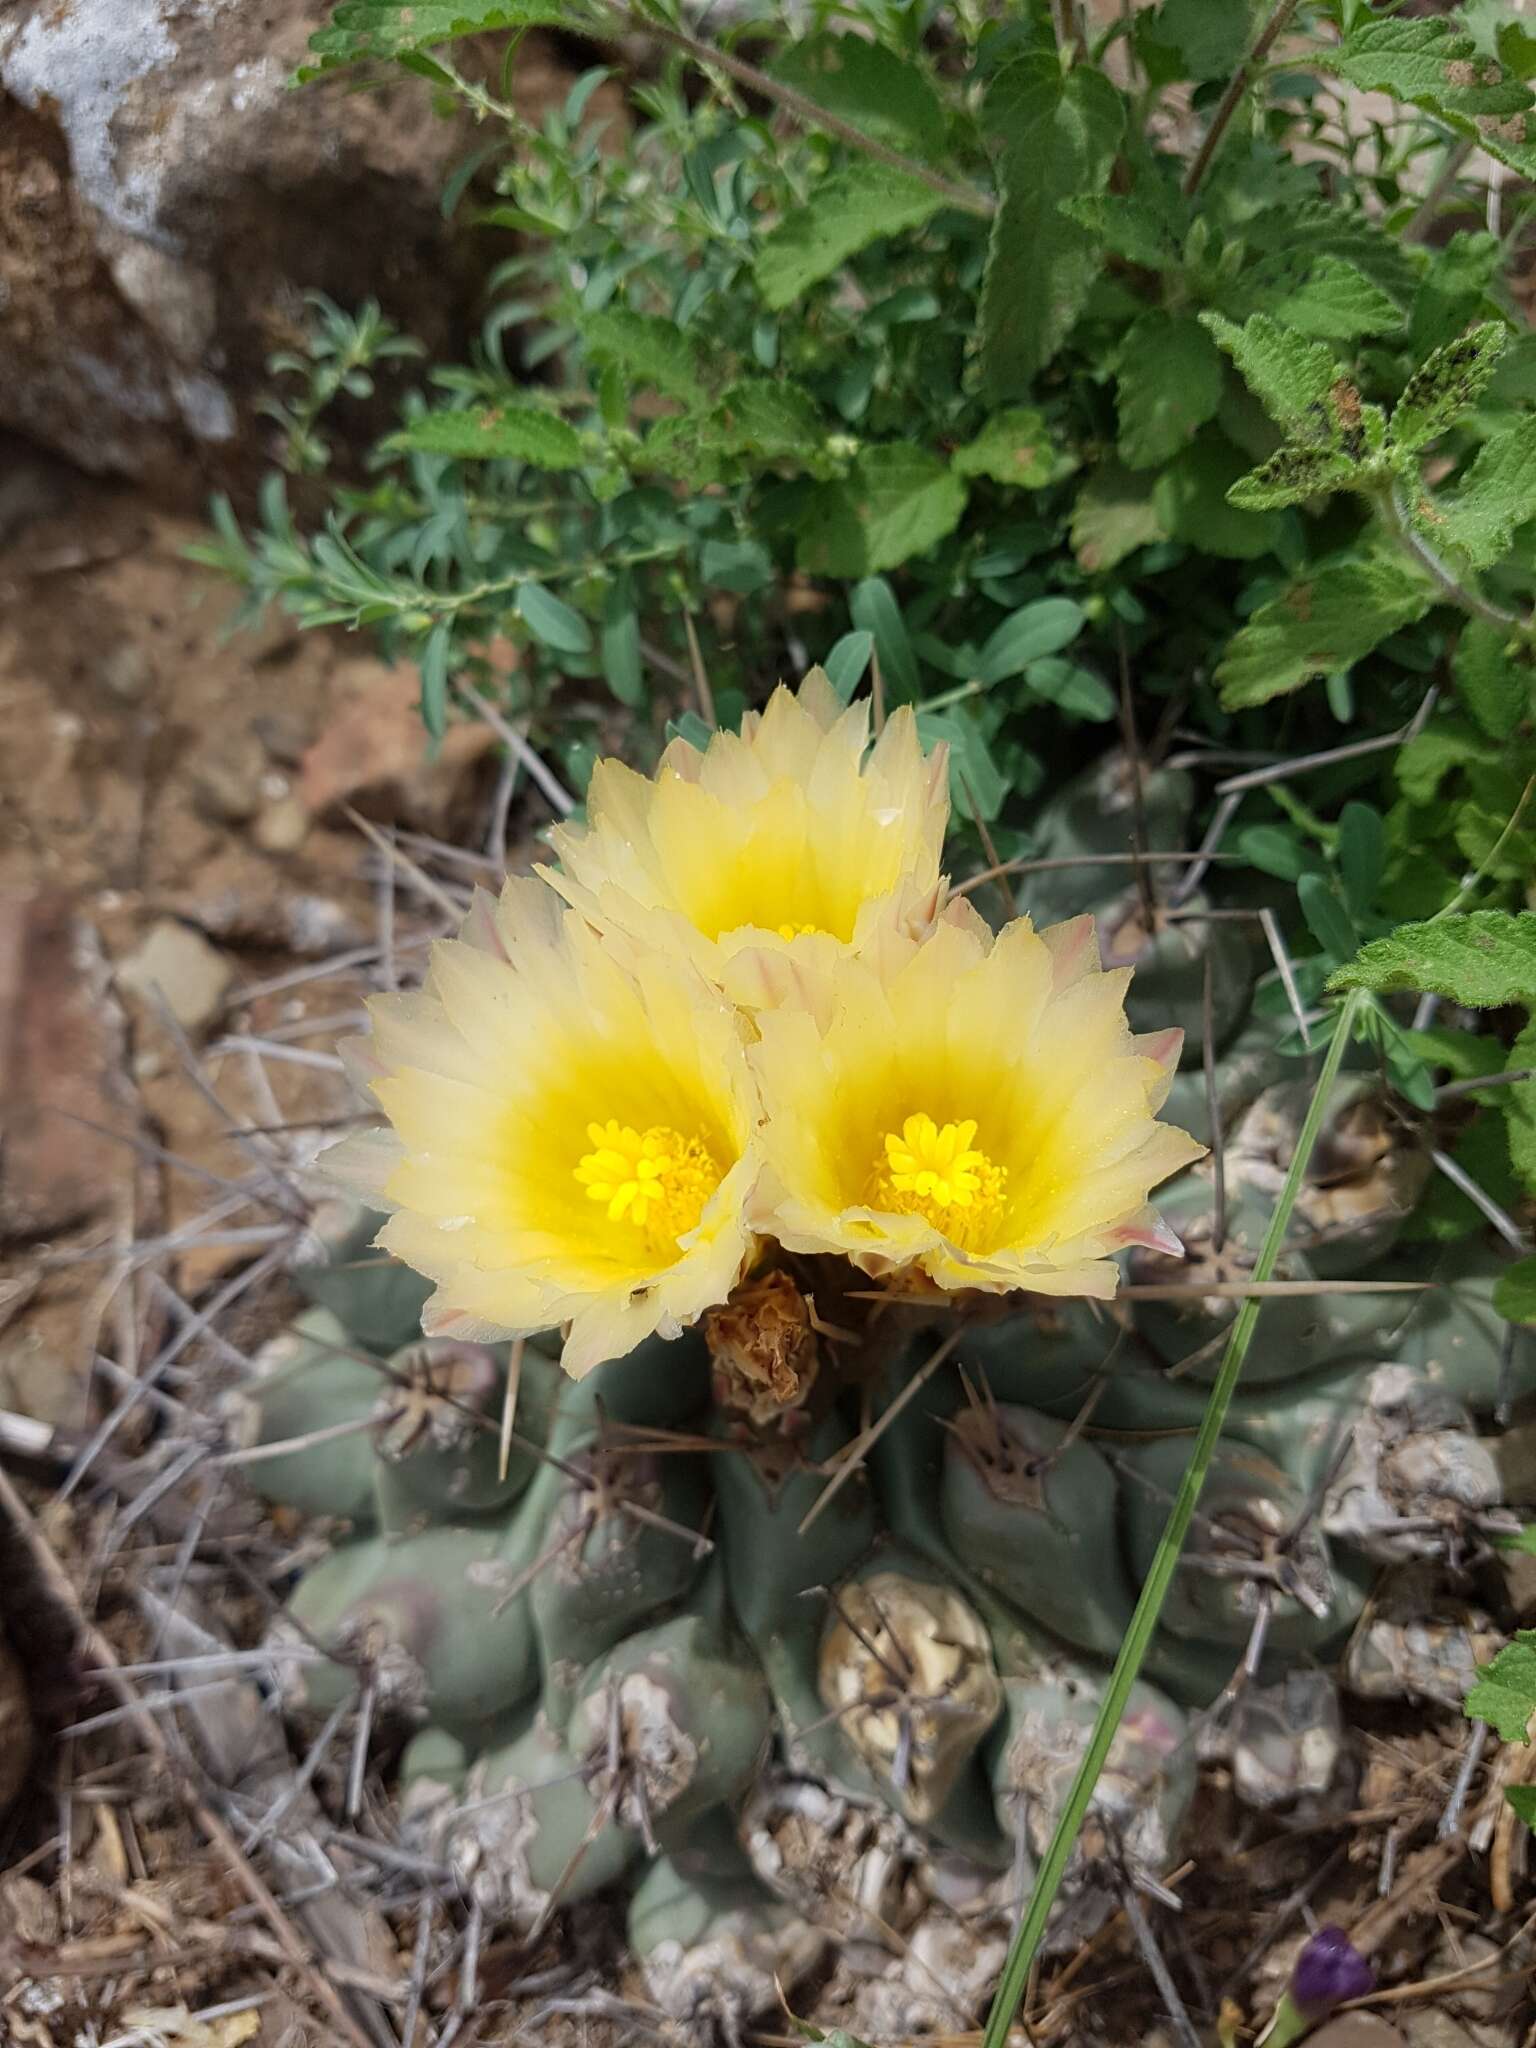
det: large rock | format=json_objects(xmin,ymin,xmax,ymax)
[{"xmin": 0, "ymin": 0, "xmax": 537, "ymax": 492}]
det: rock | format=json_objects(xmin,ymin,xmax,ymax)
[
  {"xmin": 189, "ymin": 728, "xmax": 268, "ymax": 825},
  {"xmin": 116, "ymin": 917, "xmax": 233, "ymax": 1034},
  {"xmin": 254, "ymin": 793, "xmax": 312, "ymax": 855},
  {"xmin": 0, "ymin": 0, "xmax": 498, "ymax": 489},
  {"xmin": 0, "ymin": 892, "xmax": 129, "ymax": 1239},
  {"xmin": 95, "ymin": 642, "xmax": 152, "ymax": 701},
  {"xmin": 1310, "ymin": 2022, "xmax": 1407, "ymax": 2048},
  {"xmin": 298, "ymin": 658, "xmax": 498, "ymax": 834}
]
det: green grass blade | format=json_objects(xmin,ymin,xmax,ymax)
[{"xmin": 979, "ymin": 985, "xmax": 1367, "ymax": 2048}]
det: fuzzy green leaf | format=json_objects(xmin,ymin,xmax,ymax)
[
  {"xmin": 952, "ymin": 409, "xmax": 1076, "ymax": 489},
  {"xmin": 516, "ymin": 582, "xmax": 592, "ymax": 656},
  {"xmin": 578, "ymin": 309, "xmax": 708, "ymax": 403},
  {"xmin": 1201, "ymin": 312, "xmax": 1339, "ymax": 439},
  {"xmin": 1071, "ymin": 463, "xmax": 1167, "ymax": 572},
  {"xmin": 1215, "ymin": 556, "xmax": 1431, "ymax": 709},
  {"xmin": 706, "ymin": 379, "xmax": 825, "ymax": 467},
  {"xmin": 1227, "ymin": 443, "xmax": 1362, "ymax": 511},
  {"xmin": 301, "ymin": 0, "xmax": 565, "ymax": 76},
  {"xmin": 1495, "ymin": 1253, "xmax": 1536, "ymax": 1324},
  {"xmin": 1154, "ymin": 437, "xmax": 1282, "ymax": 559},
  {"xmin": 1507, "ymin": 1018, "xmax": 1536, "ymax": 1196},
  {"xmin": 1455, "ymin": 619, "xmax": 1531, "ymax": 740},
  {"xmin": 1059, "ymin": 190, "xmax": 1182, "ymax": 269},
  {"xmin": 389, "ymin": 404, "xmax": 584, "ymax": 468},
  {"xmin": 1146, "ymin": 0, "xmax": 1262, "ymax": 81},
  {"xmin": 1328, "ymin": 910, "xmax": 1536, "ymax": 1006},
  {"xmin": 797, "ymin": 445, "xmax": 967, "ymax": 577},
  {"xmin": 1432, "ymin": 415, "xmax": 1536, "ymax": 567},
  {"xmin": 1320, "ymin": 16, "xmax": 1533, "ymax": 119},
  {"xmin": 1466, "ymin": 1629, "xmax": 1536, "ymax": 1742},
  {"xmin": 1507, "ymin": 1784, "xmax": 1536, "ymax": 1833},
  {"xmin": 1116, "ymin": 312, "xmax": 1225, "ymax": 468},
  {"xmin": 1268, "ymin": 255, "xmax": 1405, "ymax": 342},
  {"xmin": 979, "ymin": 57, "xmax": 1125, "ymax": 398},
  {"xmin": 1389, "ymin": 323, "xmax": 1509, "ymax": 454},
  {"xmin": 754, "ymin": 162, "xmax": 944, "ymax": 313},
  {"xmin": 771, "ymin": 33, "xmax": 946, "ymax": 156}
]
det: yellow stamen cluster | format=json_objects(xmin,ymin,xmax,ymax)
[
  {"xmin": 871, "ymin": 1113, "xmax": 1008, "ymax": 1251},
  {"xmin": 575, "ymin": 1121, "xmax": 722, "ymax": 1246}
]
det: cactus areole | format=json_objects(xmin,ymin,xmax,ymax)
[{"xmin": 239, "ymin": 678, "xmax": 1533, "ymax": 2036}]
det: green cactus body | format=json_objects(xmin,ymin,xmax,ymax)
[
  {"xmin": 1101, "ymin": 889, "xmax": 1255, "ymax": 1065},
  {"xmin": 628, "ymin": 1812, "xmax": 828, "ymax": 2033},
  {"xmin": 448, "ymin": 1710, "xmax": 638, "ymax": 1928},
  {"xmin": 1159, "ymin": 1013, "xmax": 1293, "ymax": 1149},
  {"xmin": 939, "ymin": 1400, "xmax": 1137, "ymax": 1661},
  {"xmin": 1018, "ymin": 754, "xmax": 1194, "ymax": 929},
  {"xmin": 372, "ymin": 1338, "xmax": 540, "ymax": 1530},
  {"xmin": 234, "ymin": 1306, "xmax": 384, "ymax": 1522},
  {"xmin": 292, "ymin": 1201, "xmax": 434, "ymax": 1353}
]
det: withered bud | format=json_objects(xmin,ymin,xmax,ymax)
[{"xmin": 705, "ymin": 1270, "xmax": 819, "ymax": 1424}]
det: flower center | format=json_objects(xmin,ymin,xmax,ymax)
[
  {"xmin": 774, "ymin": 920, "xmax": 822, "ymax": 942},
  {"xmin": 575, "ymin": 1120, "xmax": 723, "ymax": 1251},
  {"xmin": 869, "ymin": 1112, "xmax": 1008, "ymax": 1251}
]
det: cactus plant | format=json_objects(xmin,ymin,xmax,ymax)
[{"xmin": 235, "ymin": 703, "xmax": 1535, "ymax": 2039}]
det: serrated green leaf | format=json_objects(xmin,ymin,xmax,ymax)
[
  {"xmin": 1455, "ymin": 619, "xmax": 1531, "ymax": 740},
  {"xmin": 516, "ymin": 582, "xmax": 592, "ymax": 656},
  {"xmin": 579, "ymin": 309, "xmax": 708, "ymax": 403},
  {"xmin": 706, "ymin": 379, "xmax": 824, "ymax": 466},
  {"xmin": 1328, "ymin": 909, "xmax": 1536, "ymax": 1006},
  {"xmin": 952, "ymin": 409, "xmax": 1076, "ymax": 489},
  {"xmin": 1397, "ymin": 719, "xmax": 1498, "ymax": 803},
  {"xmin": 1268, "ymin": 254, "xmax": 1405, "ymax": 342},
  {"xmin": 797, "ymin": 446, "xmax": 967, "ymax": 577},
  {"xmin": 1506, "ymin": 1784, "xmax": 1536, "ymax": 1832},
  {"xmin": 1115, "ymin": 311, "xmax": 1224, "ymax": 469},
  {"xmin": 1201, "ymin": 312, "xmax": 1339, "ymax": 439},
  {"xmin": 1145, "ymin": 0, "xmax": 1262, "ymax": 80},
  {"xmin": 1507, "ymin": 1017, "xmax": 1536, "ymax": 1196},
  {"xmin": 1059, "ymin": 190, "xmax": 1181, "ymax": 269},
  {"xmin": 1495, "ymin": 1253, "xmax": 1536, "ymax": 1325},
  {"xmin": 1320, "ymin": 16, "xmax": 1533, "ymax": 120},
  {"xmin": 770, "ymin": 33, "xmax": 946, "ymax": 156},
  {"xmin": 599, "ymin": 573, "xmax": 643, "ymax": 707},
  {"xmin": 1153, "ymin": 436, "xmax": 1283, "ymax": 559},
  {"xmin": 1431, "ymin": 415, "xmax": 1536, "ymax": 567},
  {"xmin": 754, "ymin": 162, "xmax": 944, "ymax": 313},
  {"xmin": 850, "ymin": 577, "xmax": 918, "ymax": 701},
  {"xmin": 1215, "ymin": 556, "xmax": 1431, "ymax": 710},
  {"xmin": 638, "ymin": 413, "xmax": 725, "ymax": 488},
  {"xmin": 1071, "ymin": 462, "xmax": 1167, "ymax": 572},
  {"xmin": 699, "ymin": 537, "xmax": 774, "ymax": 593},
  {"xmin": 976, "ymin": 599, "xmax": 1085, "ymax": 684},
  {"xmin": 1465, "ymin": 1628, "xmax": 1536, "ymax": 1742},
  {"xmin": 1227, "ymin": 443, "xmax": 1362, "ymax": 511},
  {"xmin": 300, "ymin": 0, "xmax": 564, "ymax": 76},
  {"xmin": 979, "ymin": 57, "xmax": 1125, "ymax": 398},
  {"xmin": 1389, "ymin": 323, "xmax": 1509, "ymax": 453},
  {"xmin": 389, "ymin": 404, "xmax": 584, "ymax": 468}
]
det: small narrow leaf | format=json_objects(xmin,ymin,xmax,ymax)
[
  {"xmin": 754, "ymin": 162, "xmax": 944, "ymax": 312},
  {"xmin": 1298, "ymin": 873, "xmax": 1359, "ymax": 962},
  {"xmin": 1389, "ymin": 322, "xmax": 1508, "ymax": 454},
  {"xmin": 1338, "ymin": 801, "xmax": 1386, "ymax": 922},
  {"xmin": 516, "ymin": 582, "xmax": 593, "ymax": 656},
  {"xmin": 976, "ymin": 599, "xmax": 1085, "ymax": 684},
  {"xmin": 418, "ymin": 620, "xmax": 450, "ymax": 740},
  {"xmin": 850, "ymin": 577, "xmax": 919, "ymax": 701},
  {"xmin": 1327, "ymin": 910, "xmax": 1536, "ymax": 1006},
  {"xmin": 823, "ymin": 630, "xmax": 874, "ymax": 701},
  {"xmin": 599, "ymin": 574, "xmax": 643, "ymax": 706}
]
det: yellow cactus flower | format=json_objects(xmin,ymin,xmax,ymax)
[
  {"xmin": 748, "ymin": 907, "xmax": 1204, "ymax": 1297},
  {"xmin": 542, "ymin": 668, "xmax": 948, "ymax": 1000},
  {"xmin": 325, "ymin": 878, "xmax": 762, "ymax": 1377}
]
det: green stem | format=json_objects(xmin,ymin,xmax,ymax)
[
  {"xmin": 618, "ymin": 8, "xmax": 997, "ymax": 219},
  {"xmin": 1182, "ymin": 0, "xmax": 1303, "ymax": 198},
  {"xmin": 978, "ymin": 985, "xmax": 1368, "ymax": 2048}
]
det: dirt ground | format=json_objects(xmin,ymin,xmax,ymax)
[{"xmin": 2, "ymin": 449, "xmax": 1535, "ymax": 2048}]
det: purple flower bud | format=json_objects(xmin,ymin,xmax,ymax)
[{"xmin": 1292, "ymin": 1927, "xmax": 1375, "ymax": 2017}]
